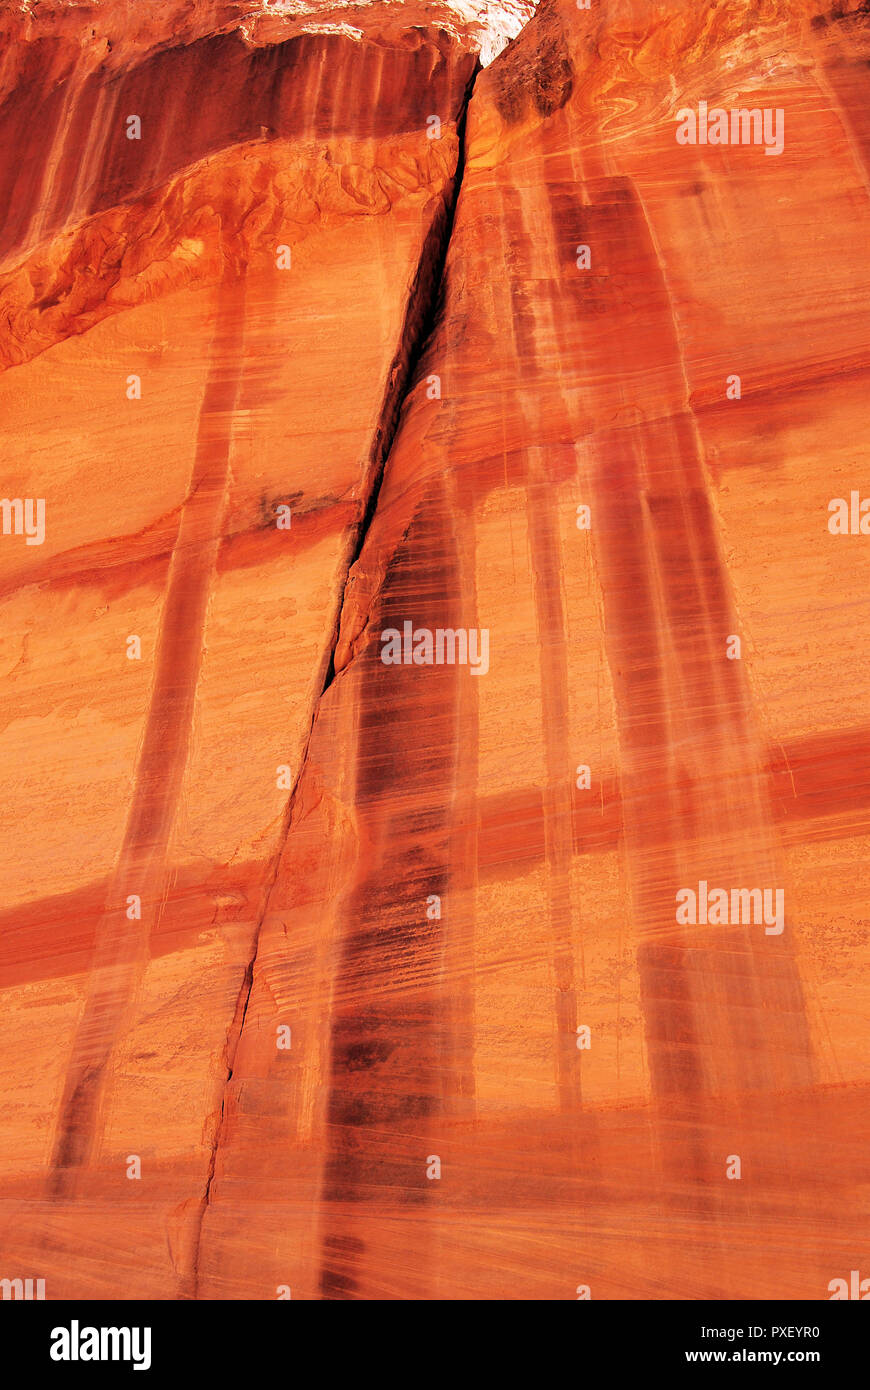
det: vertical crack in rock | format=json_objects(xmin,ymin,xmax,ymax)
[
  {"xmin": 320, "ymin": 73, "xmax": 478, "ymax": 697},
  {"xmin": 186, "ymin": 65, "xmax": 479, "ymax": 1297}
]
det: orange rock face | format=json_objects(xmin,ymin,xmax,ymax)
[{"xmin": 1, "ymin": 0, "xmax": 868, "ymax": 1301}]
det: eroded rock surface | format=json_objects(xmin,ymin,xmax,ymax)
[{"xmin": 1, "ymin": 0, "xmax": 868, "ymax": 1300}]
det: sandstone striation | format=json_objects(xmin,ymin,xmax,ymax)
[{"xmin": 0, "ymin": 0, "xmax": 868, "ymax": 1300}]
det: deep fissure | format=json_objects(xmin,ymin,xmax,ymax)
[{"xmin": 187, "ymin": 61, "xmax": 480, "ymax": 1293}]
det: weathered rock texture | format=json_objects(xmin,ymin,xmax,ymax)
[{"xmin": 1, "ymin": 0, "xmax": 868, "ymax": 1300}]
